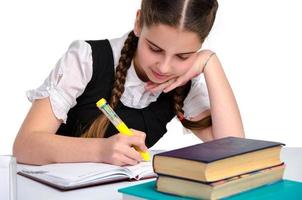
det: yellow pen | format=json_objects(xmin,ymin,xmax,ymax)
[{"xmin": 96, "ymin": 98, "xmax": 150, "ymax": 161}]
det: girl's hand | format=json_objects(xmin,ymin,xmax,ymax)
[
  {"xmin": 99, "ymin": 129, "xmax": 148, "ymax": 166},
  {"xmin": 145, "ymin": 50, "xmax": 215, "ymax": 93}
]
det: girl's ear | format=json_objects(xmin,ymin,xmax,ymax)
[{"xmin": 133, "ymin": 10, "xmax": 142, "ymax": 37}]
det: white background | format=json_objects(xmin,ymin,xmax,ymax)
[{"xmin": 0, "ymin": 0, "xmax": 301, "ymax": 155}]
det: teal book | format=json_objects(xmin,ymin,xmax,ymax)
[
  {"xmin": 118, "ymin": 179, "xmax": 302, "ymax": 200},
  {"xmin": 222, "ymin": 179, "xmax": 302, "ymax": 200},
  {"xmin": 118, "ymin": 180, "xmax": 195, "ymax": 200}
]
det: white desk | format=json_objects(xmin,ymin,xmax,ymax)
[{"xmin": 16, "ymin": 147, "xmax": 302, "ymax": 200}]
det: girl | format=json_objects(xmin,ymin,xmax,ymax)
[{"xmin": 13, "ymin": 0, "xmax": 244, "ymax": 166}]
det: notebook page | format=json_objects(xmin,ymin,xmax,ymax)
[
  {"xmin": 123, "ymin": 161, "xmax": 154, "ymax": 179},
  {"xmin": 18, "ymin": 162, "xmax": 122, "ymax": 182}
]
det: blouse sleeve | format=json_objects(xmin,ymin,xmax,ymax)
[
  {"xmin": 183, "ymin": 74, "xmax": 210, "ymax": 119},
  {"xmin": 26, "ymin": 40, "xmax": 93, "ymax": 123}
]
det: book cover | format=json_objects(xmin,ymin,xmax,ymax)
[
  {"xmin": 118, "ymin": 179, "xmax": 302, "ymax": 200},
  {"xmin": 154, "ymin": 137, "xmax": 284, "ymax": 163},
  {"xmin": 153, "ymin": 137, "xmax": 284, "ymax": 182}
]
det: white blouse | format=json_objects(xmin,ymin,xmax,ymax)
[{"xmin": 26, "ymin": 32, "xmax": 210, "ymax": 124}]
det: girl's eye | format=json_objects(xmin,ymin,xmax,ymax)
[
  {"xmin": 149, "ymin": 46, "xmax": 162, "ymax": 53},
  {"xmin": 177, "ymin": 55, "xmax": 190, "ymax": 60}
]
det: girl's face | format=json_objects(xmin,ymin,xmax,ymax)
[{"xmin": 133, "ymin": 24, "xmax": 202, "ymax": 84}]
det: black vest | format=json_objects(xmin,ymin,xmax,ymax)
[{"xmin": 56, "ymin": 39, "xmax": 190, "ymax": 147}]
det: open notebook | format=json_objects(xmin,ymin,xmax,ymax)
[{"xmin": 17, "ymin": 152, "xmax": 159, "ymax": 190}]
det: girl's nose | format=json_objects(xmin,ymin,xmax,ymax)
[{"xmin": 158, "ymin": 57, "xmax": 171, "ymax": 75}]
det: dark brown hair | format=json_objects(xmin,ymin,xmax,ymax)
[{"xmin": 82, "ymin": 0, "xmax": 218, "ymax": 138}]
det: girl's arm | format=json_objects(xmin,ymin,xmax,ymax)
[
  {"xmin": 148, "ymin": 50, "xmax": 245, "ymax": 141},
  {"xmin": 190, "ymin": 52, "xmax": 245, "ymax": 141},
  {"xmin": 13, "ymin": 98, "xmax": 146, "ymax": 165},
  {"xmin": 13, "ymin": 98, "xmax": 98, "ymax": 165},
  {"xmin": 188, "ymin": 110, "xmax": 214, "ymax": 142}
]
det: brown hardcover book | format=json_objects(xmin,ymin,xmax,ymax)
[
  {"xmin": 153, "ymin": 137, "xmax": 284, "ymax": 182},
  {"xmin": 156, "ymin": 164, "xmax": 285, "ymax": 200}
]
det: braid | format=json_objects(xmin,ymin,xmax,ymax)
[
  {"xmin": 82, "ymin": 31, "xmax": 138, "ymax": 138},
  {"xmin": 110, "ymin": 31, "xmax": 138, "ymax": 108},
  {"xmin": 173, "ymin": 86, "xmax": 185, "ymax": 118},
  {"xmin": 173, "ymin": 83, "xmax": 212, "ymax": 130}
]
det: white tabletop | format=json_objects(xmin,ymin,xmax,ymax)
[{"xmin": 16, "ymin": 147, "xmax": 302, "ymax": 200}]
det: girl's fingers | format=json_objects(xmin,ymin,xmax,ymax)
[
  {"xmin": 146, "ymin": 76, "xmax": 194, "ymax": 94},
  {"xmin": 118, "ymin": 136, "xmax": 146, "ymax": 165},
  {"xmin": 150, "ymin": 79, "xmax": 175, "ymax": 93},
  {"xmin": 114, "ymin": 139, "xmax": 143, "ymax": 165},
  {"xmin": 129, "ymin": 129, "xmax": 148, "ymax": 152},
  {"xmin": 147, "ymin": 82, "xmax": 163, "ymax": 93},
  {"xmin": 163, "ymin": 80, "xmax": 180, "ymax": 93},
  {"xmin": 124, "ymin": 147, "xmax": 142, "ymax": 163},
  {"xmin": 164, "ymin": 68, "xmax": 199, "ymax": 92},
  {"xmin": 163, "ymin": 77, "xmax": 185, "ymax": 93},
  {"xmin": 145, "ymin": 82, "xmax": 158, "ymax": 90},
  {"xmin": 119, "ymin": 154, "xmax": 139, "ymax": 166},
  {"xmin": 126, "ymin": 134, "xmax": 148, "ymax": 152}
]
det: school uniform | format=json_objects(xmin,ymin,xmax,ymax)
[{"xmin": 27, "ymin": 32, "xmax": 210, "ymax": 147}]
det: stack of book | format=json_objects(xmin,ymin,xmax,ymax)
[{"xmin": 152, "ymin": 137, "xmax": 285, "ymax": 199}]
